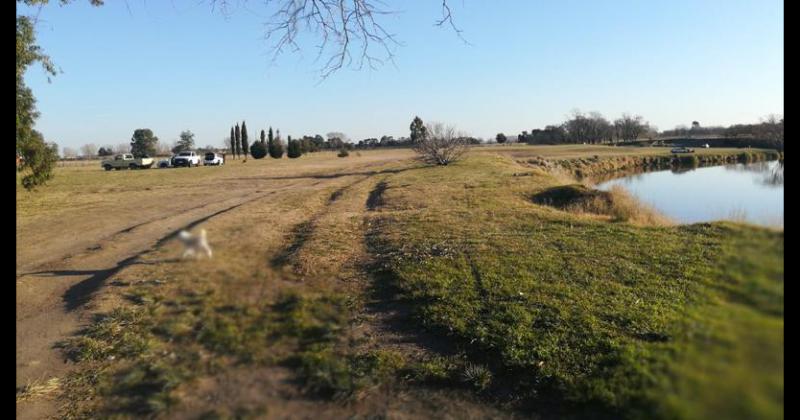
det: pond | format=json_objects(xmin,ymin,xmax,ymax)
[{"xmin": 595, "ymin": 160, "xmax": 783, "ymax": 227}]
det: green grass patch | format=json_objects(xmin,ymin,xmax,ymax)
[
  {"xmin": 57, "ymin": 282, "xmax": 364, "ymax": 416},
  {"xmin": 367, "ymin": 154, "xmax": 783, "ymax": 419}
]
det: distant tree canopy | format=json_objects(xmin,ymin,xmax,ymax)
[
  {"xmin": 410, "ymin": 116, "xmax": 427, "ymax": 144},
  {"xmin": 518, "ymin": 111, "xmax": 783, "ymax": 151},
  {"xmin": 613, "ymin": 114, "xmax": 649, "ymax": 142},
  {"xmin": 97, "ymin": 146, "xmax": 113, "ymax": 157},
  {"xmin": 519, "ymin": 110, "xmax": 647, "ymax": 145},
  {"xmin": 62, "ymin": 147, "xmax": 78, "ymax": 159},
  {"xmin": 722, "ymin": 115, "xmax": 784, "ymax": 150},
  {"xmin": 130, "ymin": 129, "xmax": 158, "ymax": 157},
  {"xmin": 172, "ymin": 130, "xmax": 195, "ymax": 154},
  {"xmin": 80, "ymin": 143, "xmax": 96, "ymax": 158},
  {"xmin": 495, "ymin": 133, "xmax": 507, "ymax": 144}
]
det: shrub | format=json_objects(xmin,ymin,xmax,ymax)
[
  {"xmin": 337, "ymin": 148, "xmax": 349, "ymax": 158},
  {"xmin": 531, "ymin": 184, "xmax": 670, "ymax": 226},
  {"xmin": 413, "ymin": 122, "xmax": 468, "ymax": 165},
  {"xmin": 250, "ymin": 141, "xmax": 267, "ymax": 159},
  {"xmin": 287, "ymin": 140, "xmax": 302, "ymax": 159},
  {"xmin": 268, "ymin": 136, "xmax": 284, "ymax": 159}
]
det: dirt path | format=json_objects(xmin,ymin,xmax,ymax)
[
  {"xmin": 238, "ymin": 173, "xmax": 514, "ymax": 419},
  {"xmin": 17, "ymin": 155, "xmax": 513, "ymax": 419},
  {"xmin": 16, "ymin": 156, "xmax": 404, "ymax": 418}
]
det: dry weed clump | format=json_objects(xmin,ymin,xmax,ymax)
[{"xmin": 532, "ymin": 184, "xmax": 671, "ymax": 226}]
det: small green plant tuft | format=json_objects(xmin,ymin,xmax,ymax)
[{"xmin": 461, "ymin": 363, "xmax": 492, "ymax": 391}]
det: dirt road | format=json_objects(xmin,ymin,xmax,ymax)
[{"xmin": 17, "ymin": 151, "xmax": 515, "ymax": 419}]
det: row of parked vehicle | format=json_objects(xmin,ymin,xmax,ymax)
[
  {"xmin": 671, "ymin": 144, "xmax": 709, "ymax": 154},
  {"xmin": 102, "ymin": 151, "xmax": 225, "ymax": 171},
  {"xmin": 159, "ymin": 151, "xmax": 225, "ymax": 168}
]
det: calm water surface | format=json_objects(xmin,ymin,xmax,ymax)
[{"xmin": 596, "ymin": 160, "xmax": 783, "ymax": 227}]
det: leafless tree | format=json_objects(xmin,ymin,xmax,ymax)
[
  {"xmin": 80, "ymin": 143, "xmax": 97, "ymax": 158},
  {"xmin": 62, "ymin": 147, "xmax": 77, "ymax": 159},
  {"xmin": 114, "ymin": 143, "xmax": 130, "ymax": 154},
  {"xmin": 759, "ymin": 114, "xmax": 784, "ymax": 142},
  {"xmin": 210, "ymin": 0, "xmax": 464, "ymax": 78},
  {"xmin": 613, "ymin": 114, "xmax": 649, "ymax": 142},
  {"xmin": 413, "ymin": 121, "xmax": 468, "ymax": 165},
  {"xmin": 564, "ymin": 110, "xmax": 613, "ymax": 144},
  {"xmin": 156, "ymin": 141, "xmax": 174, "ymax": 156}
]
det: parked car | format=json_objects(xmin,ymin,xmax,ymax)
[
  {"xmin": 172, "ymin": 151, "xmax": 201, "ymax": 167},
  {"xmin": 702, "ymin": 143, "xmax": 710, "ymax": 148},
  {"xmin": 158, "ymin": 159, "xmax": 172, "ymax": 168},
  {"xmin": 101, "ymin": 153, "xmax": 154, "ymax": 171},
  {"xmin": 204, "ymin": 152, "xmax": 224, "ymax": 166},
  {"xmin": 671, "ymin": 147, "xmax": 695, "ymax": 153}
]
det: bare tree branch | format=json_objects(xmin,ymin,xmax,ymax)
[
  {"xmin": 435, "ymin": 0, "xmax": 469, "ymax": 45},
  {"xmin": 208, "ymin": 0, "xmax": 464, "ymax": 78}
]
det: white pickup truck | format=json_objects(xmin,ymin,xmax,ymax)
[
  {"xmin": 172, "ymin": 151, "xmax": 201, "ymax": 167},
  {"xmin": 101, "ymin": 154, "xmax": 154, "ymax": 170}
]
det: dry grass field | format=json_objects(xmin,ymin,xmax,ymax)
[{"xmin": 16, "ymin": 145, "xmax": 782, "ymax": 419}]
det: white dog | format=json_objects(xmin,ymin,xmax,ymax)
[{"xmin": 178, "ymin": 228, "xmax": 213, "ymax": 259}]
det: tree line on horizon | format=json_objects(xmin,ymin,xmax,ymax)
[
  {"xmin": 505, "ymin": 111, "xmax": 783, "ymax": 149},
  {"xmin": 53, "ymin": 110, "xmax": 785, "ymax": 162}
]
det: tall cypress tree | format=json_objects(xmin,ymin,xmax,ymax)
[
  {"xmin": 260, "ymin": 129, "xmax": 266, "ymax": 144},
  {"xmin": 268, "ymin": 126, "xmax": 274, "ymax": 144},
  {"xmin": 230, "ymin": 126, "xmax": 235, "ymax": 157},
  {"xmin": 234, "ymin": 123, "xmax": 241, "ymax": 158},
  {"xmin": 241, "ymin": 120, "xmax": 249, "ymax": 159}
]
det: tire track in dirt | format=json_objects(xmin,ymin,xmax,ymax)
[
  {"xmin": 273, "ymin": 173, "xmax": 512, "ymax": 418},
  {"xmin": 270, "ymin": 174, "xmax": 375, "ymax": 271}
]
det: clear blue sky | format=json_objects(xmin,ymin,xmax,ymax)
[{"xmin": 20, "ymin": 0, "xmax": 783, "ymax": 151}]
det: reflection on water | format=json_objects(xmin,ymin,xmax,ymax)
[
  {"xmin": 723, "ymin": 160, "xmax": 784, "ymax": 186},
  {"xmin": 766, "ymin": 161, "xmax": 784, "ymax": 186},
  {"xmin": 589, "ymin": 162, "xmax": 702, "ymax": 184},
  {"xmin": 596, "ymin": 160, "xmax": 783, "ymax": 227}
]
